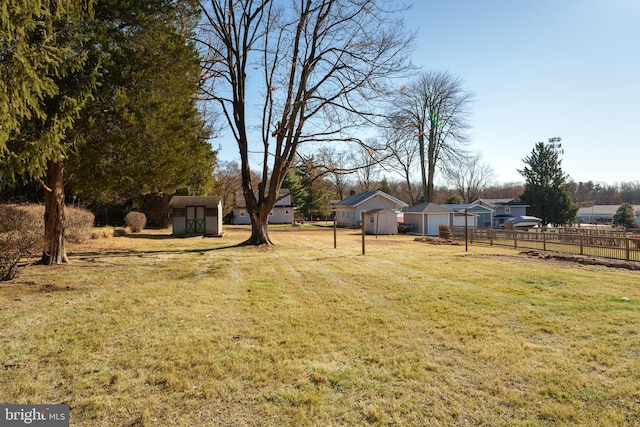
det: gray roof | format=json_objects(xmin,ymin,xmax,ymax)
[
  {"xmin": 333, "ymin": 190, "xmax": 408, "ymax": 208},
  {"xmin": 169, "ymin": 196, "xmax": 222, "ymax": 207},
  {"xmin": 403, "ymin": 202, "xmax": 453, "ymax": 214},
  {"xmin": 365, "ymin": 208, "xmax": 395, "ymax": 214},
  {"xmin": 441, "ymin": 203, "xmax": 492, "ymax": 212},
  {"xmin": 475, "ymin": 198, "xmax": 529, "ymax": 207},
  {"xmin": 576, "ymin": 204, "xmax": 640, "ymax": 216}
]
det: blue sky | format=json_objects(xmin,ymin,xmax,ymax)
[
  {"xmin": 404, "ymin": 0, "xmax": 639, "ymax": 184},
  {"xmin": 214, "ymin": 0, "xmax": 639, "ymax": 186}
]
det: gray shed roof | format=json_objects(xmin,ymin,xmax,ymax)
[
  {"xmin": 441, "ymin": 203, "xmax": 492, "ymax": 212},
  {"xmin": 333, "ymin": 190, "xmax": 408, "ymax": 208},
  {"xmin": 403, "ymin": 202, "xmax": 453, "ymax": 214},
  {"xmin": 169, "ymin": 196, "xmax": 222, "ymax": 207}
]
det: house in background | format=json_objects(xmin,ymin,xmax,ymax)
[
  {"xmin": 169, "ymin": 196, "xmax": 223, "ymax": 237},
  {"xmin": 442, "ymin": 203, "xmax": 493, "ymax": 228},
  {"xmin": 233, "ymin": 189, "xmax": 294, "ymax": 225},
  {"xmin": 402, "ymin": 202, "xmax": 455, "ymax": 236},
  {"xmin": 333, "ymin": 190, "xmax": 408, "ymax": 228},
  {"xmin": 576, "ymin": 204, "xmax": 640, "ymax": 225},
  {"xmin": 474, "ymin": 198, "xmax": 529, "ymax": 227}
]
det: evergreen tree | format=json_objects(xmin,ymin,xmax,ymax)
[
  {"xmin": 380, "ymin": 177, "xmax": 393, "ymax": 196},
  {"xmin": 1, "ymin": 0, "xmax": 99, "ymax": 264},
  {"xmin": 295, "ymin": 157, "xmax": 336, "ymax": 221},
  {"xmin": 518, "ymin": 142, "xmax": 578, "ymax": 225},
  {"xmin": 68, "ymin": 0, "xmax": 214, "ymax": 208},
  {"xmin": 1, "ymin": 0, "xmax": 213, "ymax": 263},
  {"xmin": 445, "ymin": 193, "xmax": 464, "ymax": 204},
  {"xmin": 612, "ymin": 203, "xmax": 637, "ymax": 228},
  {"xmin": 281, "ymin": 169, "xmax": 307, "ymax": 215}
]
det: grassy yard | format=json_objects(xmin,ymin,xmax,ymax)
[{"xmin": 1, "ymin": 225, "xmax": 639, "ymax": 426}]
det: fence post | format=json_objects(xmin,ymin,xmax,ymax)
[
  {"xmin": 626, "ymin": 238, "xmax": 630, "ymax": 261},
  {"xmin": 514, "ymin": 230, "xmax": 517, "ymax": 249},
  {"xmin": 361, "ymin": 211, "xmax": 365, "ymax": 255},
  {"xmin": 579, "ymin": 235, "xmax": 584, "ymax": 255},
  {"xmin": 489, "ymin": 227, "xmax": 493, "ymax": 246},
  {"xmin": 464, "ymin": 209, "xmax": 468, "ymax": 252}
]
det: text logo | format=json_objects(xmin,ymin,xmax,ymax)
[{"xmin": 1, "ymin": 405, "xmax": 69, "ymax": 427}]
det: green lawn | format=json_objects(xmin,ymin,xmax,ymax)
[{"xmin": 1, "ymin": 225, "xmax": 639, "ymax": 426}]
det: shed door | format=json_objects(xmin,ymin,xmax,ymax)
[{"xmin": 186, "ymin": 206, "xmax": 205, "ymax": 234}]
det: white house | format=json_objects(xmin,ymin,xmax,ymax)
[
  {"xmin": 233, "ymin": 189, "xmax": 294, "ymax": 225},
  {"xmin": 576, "ymin": 204, "xmax": 640, "ymax": 225},
  {"xmin": 333, "ymin": 190, "xmax": 408, "ymax": 228},
  {"xmin": 169, "ymin": 196, "xmax": 223, "ymax": 237},
  {"xmin": 403, "ymin": 202, "xmax": 455, "ymax": 236}
]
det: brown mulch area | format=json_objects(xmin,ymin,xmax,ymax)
[
  {"xmin": 414, "ymin": 236, "xmax": 461, "ymax": 246},
  {"xmin": 518, "ymin": 250, "xmax": 640, "ymax": 271}
]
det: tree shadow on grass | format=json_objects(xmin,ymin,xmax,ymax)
[{"xmin": 68, "ymin": 242, "xmax": 247, "ymax": 261}]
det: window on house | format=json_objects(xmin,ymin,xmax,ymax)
[
  {"xmin": 240, "ymin": 212, "xmax": 245, "ymax": 217},
  {"xmin": 285, "ymin": 209, "xmax": 290, "ymax": 215},
  {"xmin": 505, "ymin": 207, "xmax": 511, "ymax": 214}
]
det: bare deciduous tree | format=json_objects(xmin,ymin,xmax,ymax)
[
  {"xmin": 196, "ymin": 0, "xmax": 413, "ymax": 244},
  {"xmin": 352, "ymin": 142, "xmax": 381, "ymax": 193},
  {"xmin": 381, "ymin": 114, "xmax": 420, "ymax": 205},
  {"xmin": 394, "ymin": 71, "xmax": 473, "ymax": 202},
  {"xmin": 316, "ymin": 147, "xmax": 351, "ymax": 200},
  {"xmin": 444, "ymin": 153, "xmax": 496, "ymax": 203}
]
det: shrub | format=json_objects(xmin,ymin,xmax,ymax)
[
  {"xmin": 113, "ymin": 228, "xmax": 129, "ymax": 237},
  {"xmin": 125, "ymin": 211, "xmax": 147, "ymax": 233},
  {"xmin": 92, "ymin": 226, "xmax": 114, "ymax": 239},
  {"xmin": 0, "ymin": 205, "xmax": 42, "ymax": 281},
  {"xmin": 438, "ymin": 224, "xmax": 453, "ymax": 239},
  {"xmin": 0, "ymin": 204, "xmax": 95, "ymax": 280},
  {"xmin": 65, "ymin": 207, "xmax": 95, "ymax": 243}
]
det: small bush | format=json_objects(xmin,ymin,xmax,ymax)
[
  {"xmin": 66, "ymin": 207, "xmax": 95, "ymax": 243},
  {"xmin": 0, "ymin": 204, "xmax": 95, "ymax": 280},
  {"xmin": 0, "ymin": 205, "xmax": 42, "ymax": 281},
  {"xmin": 113, "ymin": 228, "xmax": 128, "ymax": 237},
  {"xmin": 92, "ymin": 226, "xmax": 114, "ymax": 239},
  {"xmin": 125, "ymin": 211, "xmax": 147, "ymax": 233},
  {"xmin": 438, "ymin": 224, "xmax": 453, "ymax": 239}
]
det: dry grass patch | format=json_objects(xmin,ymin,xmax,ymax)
[{"xmin": 1, "ymin": 225, "xmax": 639, "ymax": 426}]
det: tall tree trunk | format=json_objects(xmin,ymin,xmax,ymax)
[
  {"xmin": 404, "ymin": 174, "xmax": 416, "ymax": 206},
  {"xmin": 41, "ymin": 160, "xmax": 69, "ymax": 264},
  {"xmin": 426, "ymin": 128, "xmax": 436, "ymax": 202},
  {"xmin": 241, "ymin": 187, "xmax": 274, "ymax": 246},
  {"xmin": 244, "ymin": 209, "xmax": 273, "ymax": 246},
  {"xmin": 419, "ymin": 134, "xmax": 427, "ymax": 203}
]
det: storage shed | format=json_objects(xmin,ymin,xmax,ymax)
[
  {"xmin": 169, "ymin": 196, "xmax": 223, "ymax": 237},
  {"xmin": 403, "ymin": 202, "xmax": 454, "ymax": 236},
  {"xmin": 364, "ymin": 208, "xmax": 398, "ymax": 235}
]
